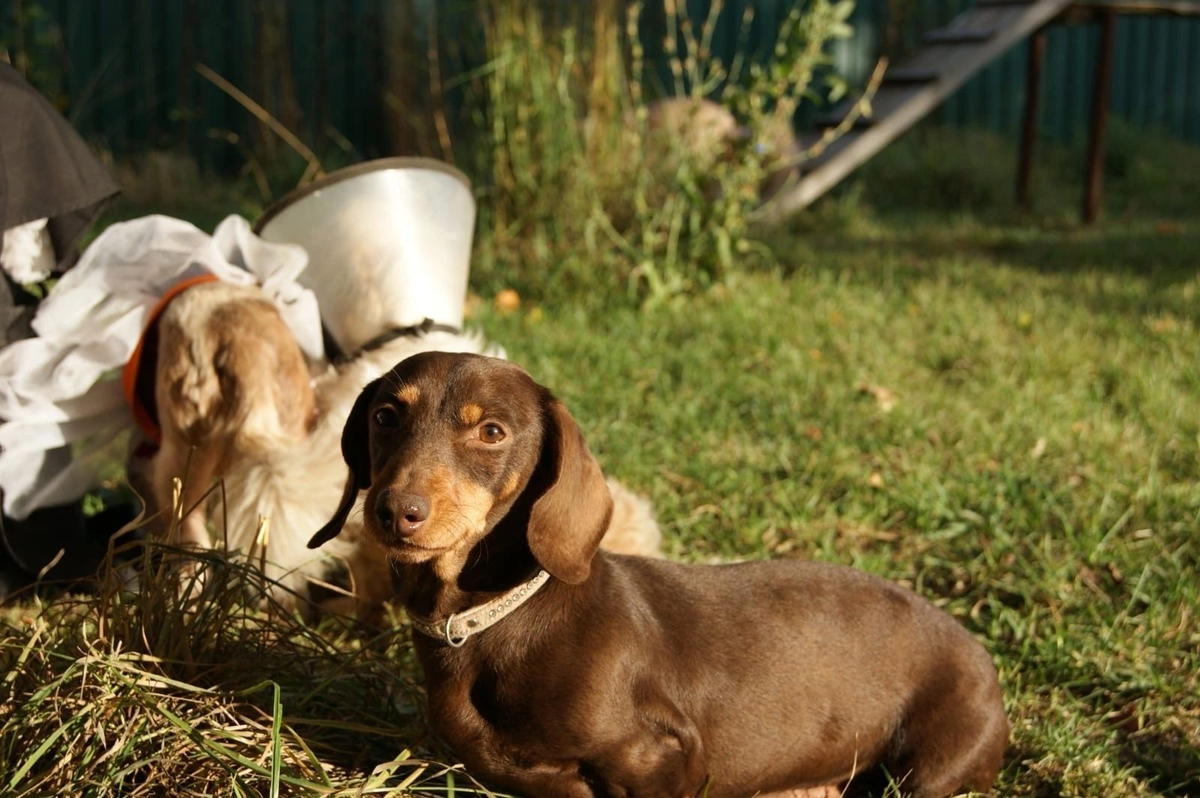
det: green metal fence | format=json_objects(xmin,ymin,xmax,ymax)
[{"xmin": 2, "ymin": 0, "xmax": 1198, "ymax": 168}]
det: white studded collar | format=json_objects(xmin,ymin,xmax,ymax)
[{"xmin": 407, "ymin": 569, "xmax": 551, "ymax": 647}]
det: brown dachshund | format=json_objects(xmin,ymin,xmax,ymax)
[{"xmin": 310, "ymin": 352, "xmax": 1008, "ymax": 797}]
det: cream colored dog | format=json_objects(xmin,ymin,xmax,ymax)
[{"xmin": 134, "ymin": 280, "xmax": 660, "ymax": 615}]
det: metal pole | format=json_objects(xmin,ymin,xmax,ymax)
[
  {"xmin": 1017, "ymin": 28, "xmax": 1048, "ymax": 210},
  {"xmin": 1083, "ymin": 11, "xmax": 1116, "ymax": 224}
]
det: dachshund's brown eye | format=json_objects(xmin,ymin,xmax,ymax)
[
  {"xmin": 479, "ymin": 423, "xmax": 506, "ymax": 444},
  {"xmin": 373, "ymin": 407, "xmax": 399, "ymax": 429}
]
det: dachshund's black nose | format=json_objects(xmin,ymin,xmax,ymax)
[{"xmin": 376, "ymin": 490, "xmax": 430, "ymax": 537}]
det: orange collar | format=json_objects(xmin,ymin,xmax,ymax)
[{"xmin": 121, "ymin": 273, "xmax": 220, "ymax": 446}]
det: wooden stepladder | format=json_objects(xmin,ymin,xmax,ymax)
[{"xmin": 767, "ymin": 0, "xmax": 1200, "ymax": 224}]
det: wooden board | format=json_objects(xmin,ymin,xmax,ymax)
[{"xmin": 1072, "ymin": 0, "xmax": 1200, "ymax": 15}]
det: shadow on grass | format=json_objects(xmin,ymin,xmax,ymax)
[
  {"xmin": 1119, "ymin": 729, "xmax": 1200, "ymax": 796},
  {"xmin": 767, "ymin": 216, "xmax": 1199, "ymax": 324},
  {"xmin": 763, "ymin": 121, "xmax": 1200, "ymax": 323}
]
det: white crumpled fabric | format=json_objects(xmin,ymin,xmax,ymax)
[
  {"xmin": 0, "ymin": 214, "xmax": 324, "ymax": 519},
  {"xmin": 1, "ymin": 218, "xmax": 56, "ymax": 284}
]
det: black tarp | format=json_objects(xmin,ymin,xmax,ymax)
[
  {"xmin": 1, "ymin": 61, "xmax": 120, "ymax": 344},
  {"xmin": 0, "ymin": 63, "xmax": 122, "ymax": 591}
]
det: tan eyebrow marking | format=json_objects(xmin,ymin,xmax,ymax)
[
  {"xmin": 459, "ymin": 403, "xmax": 483, "ymax": 426},
  {"xmin": 397, "ymin": 384, "xmax": 420, "ymax": 405}
]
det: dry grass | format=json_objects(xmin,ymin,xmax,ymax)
[{"xmin": 0, "ymin": 542, "xmax": 498, "ymax": 796}]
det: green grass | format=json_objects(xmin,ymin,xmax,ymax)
[
  {"xmin": 467, "ymin": 129, "xmax": 1200, "ymax": 794},
  {"xmin": 3, "ymin": 124, "xmax": 1199, "ymax": 795},
  {"xmin": 482, "ymin": 244, "xmax": 1198, "ymax": 795}
]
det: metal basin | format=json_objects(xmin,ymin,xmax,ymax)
[{"xmin": 256, "ymin": 157, "xmax": 475, "ymax": 355}]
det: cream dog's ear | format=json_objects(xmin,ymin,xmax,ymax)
[
  {"xmin": 308, "ymin": 377, "xmax": 383, "ymax": 549},
  {"xmin": 525, "ymin": 396, "xmax": 613, "ymax": 583}
]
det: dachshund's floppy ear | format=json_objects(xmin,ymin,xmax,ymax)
[
  {"xmin": 526, "ymin": 396, "xmax": 613, "ymax": 584},
  {"xmin": 308, "ymin": 378, "xmax": 383, "ymax": 549}
]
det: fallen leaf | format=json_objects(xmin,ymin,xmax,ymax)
[
  {"xmin": 836, "ymin": 522, "xmax": 898, "ymax": 541},
  {"xmin": 856, "ymin": 382, "xmax": 898, "ymax": 413},
  {"xmin": 494, "ymin": 289, "xmax": 521, "ymax": 313},
  {"xmin": 1030, "ymin": 437, "xmax": 1047, "ymax": 459},
  {"xmin": 1106, "ymin": 562, "xmax": 1124, "ymax": 584},
  {"xmin": 1147, "ymin": 314, "xmax": 1179, "ymax": 334},
  {"xmin": 868, "ymin": 472, "xmax": 884, "ymax": 489}
]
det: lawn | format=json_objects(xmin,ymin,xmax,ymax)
[{"xmin": 2, "ymin": 126, "xmax": 1198, "ymax": 795}]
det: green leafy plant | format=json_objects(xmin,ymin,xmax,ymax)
[{"xmin": 472, "ymin": 0, "xmax": 866, "ymax": 305}]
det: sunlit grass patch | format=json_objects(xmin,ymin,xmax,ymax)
[{"xmin": 475, "ymin": 193, "xmax": 1200, "ymax": 795}]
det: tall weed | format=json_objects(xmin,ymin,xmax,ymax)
[{"xmin": 472, "ymin": 0, "xmax": 861, "ymax": 305}]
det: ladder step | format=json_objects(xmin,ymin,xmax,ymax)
[
  {"xmin": 883, "ymin": 67, "xmax": 941, "ymax": 84},
  {"xmin": 922, "ymin": 26, "xmax": 998, "ymax": 44}
]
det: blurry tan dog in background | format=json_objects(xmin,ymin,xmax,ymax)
[
  {"xmin": 134, "ymin": 279, "xmax": 660, "ymax": 617},
  {"xmin": 644, "ymin": 97, "xmax": 802, "ymax": 201}
]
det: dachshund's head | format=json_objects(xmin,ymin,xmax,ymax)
[{"xmin": 309, "ymin": 352, "xmax": 612, "ymax": 584}]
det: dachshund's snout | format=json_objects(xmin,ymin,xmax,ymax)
[{"xmin": 376, "ymin": 489, "xmax": 430, "ymax": 538}]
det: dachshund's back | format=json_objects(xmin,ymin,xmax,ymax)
[{"xmin": 598, "ymin": 554, "xmax": 1008, "ymax": 794}]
